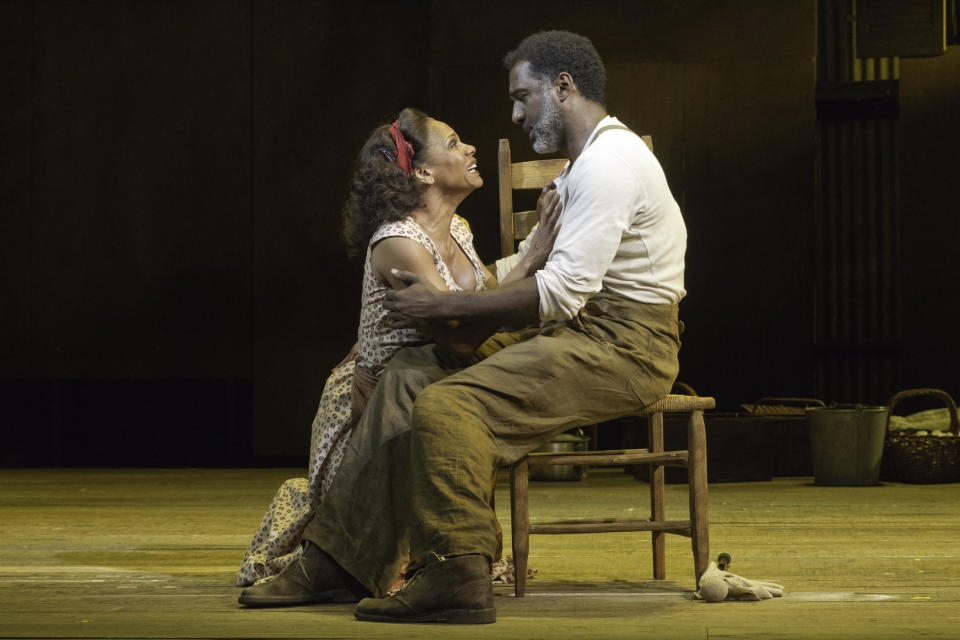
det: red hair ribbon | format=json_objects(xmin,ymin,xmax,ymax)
[{"xmin": 388, "ymin": 120, "xmax": 415, "ymax": 177}]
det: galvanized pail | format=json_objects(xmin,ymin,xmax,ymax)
[{"xmin": 806, "ymin": 405, "xmax": 888, "ymax": 486}]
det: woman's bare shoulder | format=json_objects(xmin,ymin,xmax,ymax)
[{"xmin": 369, "ymin": 236, "xmax": 448, "ymax": 291}]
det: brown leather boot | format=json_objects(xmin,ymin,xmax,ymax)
[
  {"xmin": 238, "ymin": 541, "xmax": 370, "ymax": 607},
  {"xmin": 353, "ymin": 553, "xmax": 495, "ymax": 624}
]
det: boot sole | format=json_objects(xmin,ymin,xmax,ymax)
[
  {"xmin": 239, "ymin": 587, "xmax": 360, "ymax": 608},
  {"xmin": 354, "ymin": 607, "xmax": 496, "ymax": 624}
]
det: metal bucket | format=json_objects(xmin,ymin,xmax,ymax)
[
  {"xmin": 806, "ymin": 405, "xmax": 888, "ymax": 486},
  {"xmin": 530, "ymin": 432, "xmax": 590, "ymax": 481}
]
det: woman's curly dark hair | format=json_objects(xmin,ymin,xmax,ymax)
[
  {"xmin": 342, "ymin": 107, "xmax": 433, "ymax": 258},
  {"xmin": 503, "ymin": 30, "xmax": 606, "ymax": 108}
]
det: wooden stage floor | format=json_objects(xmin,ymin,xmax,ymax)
[{"xmin": 2, "ymin": 468, "xmax": 958, "ymax": 639}]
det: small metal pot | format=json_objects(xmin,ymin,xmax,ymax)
[{"xmin": 530, "ymin": 432, "xmax": 590, "ymax": 481}]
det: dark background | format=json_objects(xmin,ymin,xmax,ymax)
[{"xmin": 2, "ymin": 0, "xmax": 958, "ymax": 466}]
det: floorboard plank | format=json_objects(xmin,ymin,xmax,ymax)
[{"xmin": 2, "ymin": 469, "xmax": 959, "ymax": 638}]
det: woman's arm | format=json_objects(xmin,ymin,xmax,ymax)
[
  {"xmin": 372, "ymin": 236, "xmax": 496, "ymax": 362},
  {"xmin": 370, "ymin": 237, "xmax": 451, "ymax": 292}
]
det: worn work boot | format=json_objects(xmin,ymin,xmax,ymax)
[
  {"xmin": 238, "ymin": 540, "xmax": 370, "ymax": 607},
  {"xmin": 353, "ymin": 553, "xmax": 495, "ymax": 624}
]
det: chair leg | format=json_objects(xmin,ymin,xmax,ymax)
[
  {"xmin": 510, "ymin": 457, "xmax": 530, "ymax": 597},
  {"xmin": 687, "ymin": 409, "xmax": 709, "ymax": 586},
  {"xmin": 649, "ymin": 412, "xmax": 666, "ymax": 580},
  {"xmin": 490, "ymin": 469, "xmax": 504, "ymax": 562}
]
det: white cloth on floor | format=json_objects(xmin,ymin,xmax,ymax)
[{"xmin": 696, "ymin": 561, "xmax": 785, "ymax": 602}]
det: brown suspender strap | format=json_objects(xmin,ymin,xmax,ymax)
[
  {"xmin": 564, "ymin": 124, "xmax": 637, "ymax": 196},
  {"xmin": 593, "ymin": 124, "xmax": 634, "ymax": 138}
]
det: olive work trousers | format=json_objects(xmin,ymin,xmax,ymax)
[{"xmin": 302, "ymin": 291, "xmax": 681, "ymax": 595}]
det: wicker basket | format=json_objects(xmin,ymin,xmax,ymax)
[{"xmin": 882, "ymin": 388, "xmax": 960, "ymax": 484}]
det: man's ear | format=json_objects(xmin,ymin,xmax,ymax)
[
  {"xmin": 555, "ymin": 72, "xmax": 575, "ymax": 102},
  {"xmin": 414, "ymin": 165, "xmax": 434, "ymax": 185}
]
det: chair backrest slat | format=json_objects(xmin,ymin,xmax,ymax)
[
  {"xmin": 498, "ymin": 135, "xmax": 653, "ymax": 257},
  {"xmin": 513, "ymin": 210, "xmax": 539, "ymax": 240},
  {"xmin": 510, "ymin": 159, "xmax": 568, "ymax": 190}
]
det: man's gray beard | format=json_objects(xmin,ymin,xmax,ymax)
[{"xmin": 532, "ymin": 86, "xmax": 563, "ymax": 154}]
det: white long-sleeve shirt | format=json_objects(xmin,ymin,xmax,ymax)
[{"xmin": 497, "ymin": 116, "xmax": 687, "ymax": 322}]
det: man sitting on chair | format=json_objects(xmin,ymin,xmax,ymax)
[{"xmin": 238, "ymin": 29, "xmax": 688, "ymax": 624}]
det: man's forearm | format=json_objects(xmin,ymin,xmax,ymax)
[{"xmin": 441, "ymin": 276, "xmax": 541, "ymax": 326}]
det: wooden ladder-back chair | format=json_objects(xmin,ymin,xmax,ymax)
[{"xmin": 497, "ymin": 136, "xmax": 716, "ymax": 597}]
